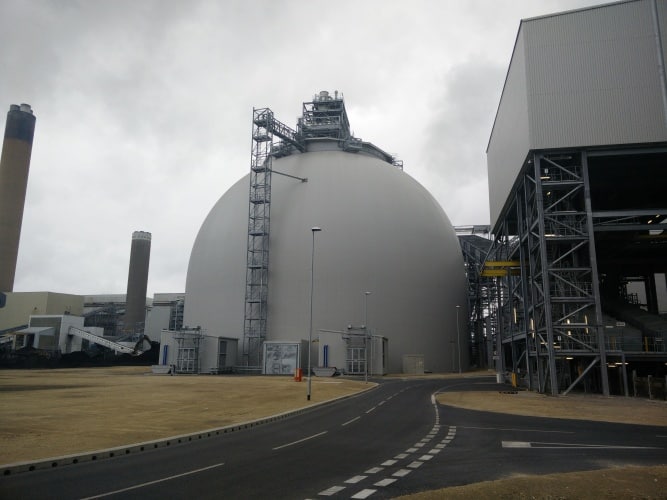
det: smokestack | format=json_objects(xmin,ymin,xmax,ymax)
[
  {"xmin": 124, "ymin": 231, "xmax": 151, "ymax": 333},
  {"xmin": 0, "ymin": 104, "xmax": 36, "ymax": 292}
]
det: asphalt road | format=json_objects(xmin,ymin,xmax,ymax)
[{"xmin": 1, "ymin": 376, "xmax": 665, "ymax": 499}]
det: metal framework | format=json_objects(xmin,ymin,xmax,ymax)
[
  {"xmin": 471, "ymin": 145, "xmax": 667, "ymax": 396},
  {"xmin": 458, "ymin": 230, "xmax": 494, "ymax": 368},
  {"xmin": 174, "ymin": 328, "xmax": 203, "ymax": 374},
  {"xmin": 490, "ymin": 151, "xmax": 609, "ymax": 396},
  {"xmin": 242, "ymin": 109, "xmax": 303, "ymax": 370},
  {"xmin": 241, "ymin": 93, "xmax": 403, "ymax": 370}
]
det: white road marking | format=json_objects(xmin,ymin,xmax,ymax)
[
  {"xmin": 319, "ymin": 485, "xmax": 345, "ymax": 496},
  {"xmin": 428, "ymin": 448, "xmax": 442, "ymax": 454},
  {"xmin": 419, "ymin": 454, "xmax": 434, "ymax": 461},
  {"xmin": 502, "ymin": 440, "xmax": 662, "ymax": 450},
  {"xmin": 394, "ymin": 453, "xmax": 409, "ymax": 459},
  {"xmin": 435, "ymin": 443, "xmax": 446, "ymax": 449},
  {"xmin": 365, "ymin": 467, "xmax": 384, "ymax": 474},
  {"xmin": 381, "ymin": 459, "xmax": 398, "ymax": 466},
  {"xmin": 272, "ymin": 431, "xmax": 328, "ymax": 450},
  {"xmin": 502, "ymin": 441, "xmax": 532, "ymax": 448},
  {"xmin": 80, "ymin": 462, "xmax": 225, "ymax": 499},
  {"xmin": 393, "ymin": 469, "xmax": 412, "ymax": 477},
  {"xmin": 406, "ymin": 447, "xmax": 418, "ymax": 452},
  {"xmin": 413, "ymin": 442, "xmax": 425, "ymax": 448},
  {"xmin": 351, "ymin": 489, "xmax": 377, "ymax": 499},
  {"xmin": 342, "ymin": 416, "xmax": 361, "ymax": 426},
  {"xmin": 463, "ymin": 425, "xmax": 573, "ymax": 434},
  {"xmin": 374, "ymin": 478, "xmax": 397, "ymax": 487},
  {"xmin": 408, "ymin": 461, "xmax": 424, "ymax": 469},
  {"xmin": 366, "ymin": 407, "xmax": 376, "ymax": 414},
  {"xmin": 345, "ymin": 475, "xmax": 368, "ymax": 484}
]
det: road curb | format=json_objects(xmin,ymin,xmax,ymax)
[{"xmin": 1, "ymin": 382, "xmax": 377, "ymax": 477}]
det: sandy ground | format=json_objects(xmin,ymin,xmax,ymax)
[
  {"xmin": 436, "ymin": 387, "xmax": 667, "ymax": 426},
  {"xmin": 1, "ymin": 367, "xmax": 666, "ymax": 498},
  {"xmin": 0, "ymin": 366, "xmax": 371, "ymax": 464}
]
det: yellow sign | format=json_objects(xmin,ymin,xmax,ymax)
[
  {"xmin": 483, "ymin": 261, "xmax": 520, "ymax": 267},
  {"xmin": 480, "ymin": 260, "xmax": 521, "ymax": 277}
]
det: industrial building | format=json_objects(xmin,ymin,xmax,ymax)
[
  {"xmin": 0, "ymin": 291, "xmax": 181, "ymax": 364},
  {"xmin": 0, "ymin": 221, "xmax": 173, "ymax": 362},
  {"xmin": 160, "ymin": 91, "xmax": 468, "ymax": 375},
  {"xmin": 465, "ymin": 0, "xmax": 667, "ymax": 396}
]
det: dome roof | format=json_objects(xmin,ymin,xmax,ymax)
[{"xmin": 185, "ymin": 149, "xmax": 467, "ymax": 373}]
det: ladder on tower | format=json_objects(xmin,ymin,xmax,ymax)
[{"xmin": 242, "ymin": 108, "xmax": 303, "ymax": 370}]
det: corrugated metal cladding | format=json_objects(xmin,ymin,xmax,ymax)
[
  {"xmin": 524, "ymin": 0, "xmax": 667, "ymax": 148},
  {"xmin": 487, "ymin": 0, "xmax": 667, "ymax": 229},
  {"xmin": 659, "ymin": 0, "xmax": 667, "ymax": 78},
  {"xmin": 487, "ymin": 32, "xmax": 531, "ymax": 231}
]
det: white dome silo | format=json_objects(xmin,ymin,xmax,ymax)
[{"xmin": 183, "ymin": 94, "xmax": 467, "ymax": 374}]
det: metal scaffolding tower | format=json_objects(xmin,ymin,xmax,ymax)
[
  {"xmin": 242, "ymin": 108, "xmax": 303, "ymax": 370},
  {"xmin": 488, "ymin": 151, "xmax": 610, "ymax": 396},
  {"xmin": 458, "ymin": 230, "xmax": 493, "ymax": 368}
]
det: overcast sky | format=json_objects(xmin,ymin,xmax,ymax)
[{"xmin": 1, "ymin": 0, "xmax": 606, "ymax": 297}]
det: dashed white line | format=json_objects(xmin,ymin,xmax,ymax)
[
  {"xmin": 318, "ymin": 485, "xmax": 346, "ymax": 496},
  {"xmin": 351, "ymin": 489, "xmax": 377, "ymax": 499},
  {"xmin": 80, "ymin": 462, "xmax": 225, "ymax": 499},
  {"xmin": 342, "ymin": 416, "xmax": 361, "ymax": 426},
  {"xmin": 313, "ymin": 390, "xmax": 456, "ymax": 498},
  {"xmin": 272, "ymin": 431, "xmax": 328, "ymax": 450}
]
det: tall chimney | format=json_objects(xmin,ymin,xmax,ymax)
[
  {"xmin": 0, "ymin": 104, "xmax": 36, "ymax": 292},
  {"xmin": 124, "ymin": 231, "xmax": 151, "ymax": 333}
]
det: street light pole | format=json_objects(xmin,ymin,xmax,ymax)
[
  {"xmin": 363, "ymin": 291, "xmax": 371, "ymax": 381},
  {"xmin": 307, "ymin": 226, "xmax": 322, "ymax": 401},
  {"xmin": 456, "ymin": 305, "xmax": 462, "ymax": 374}
]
